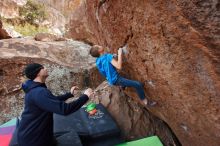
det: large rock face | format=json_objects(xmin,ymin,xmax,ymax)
[
  {"xmin": 36, "ymin": 0, "xmax": 81, "ymax": 18},
  {"xmin": 65, "ymin": 0, "xmax": 97, "ymax": 43},
  {"xmin": 0, "ymin": 37, "xmax": 103, "ymax": 124},
  {"xmin": 0, "ymin": 0, "xmax": 67, "ymax": 35},
  {"xmin": 36, "ymin": 0, "xmax": 95, "ymax": 42},
  {"xmin": 0, "ymin": 20, "xmax": 12, "ymax": 39},
  {"xmin": 67, "ymin": 0, "xmax": 220, "ymax": 146},
  {"xmin": 93, "ymin": 81, "xmax": 180, "ymax": 146},
  {"xmin": 41, "ymin": 6, "xmax": 67, "ymax": 35},
  {"xmin": 0, "ymin": 0, "xmax": 26, "ymax": 18}
]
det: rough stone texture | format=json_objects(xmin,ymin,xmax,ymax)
[
  {"xmin": 65, "ymin": 0, "xmax": 97, "ymax": 44},
  {"xmin": 36, "ymin": 0, "xmax": 83, "ymax": 35},
  {"xmin": 0, "ymin": 0, "xmax": 66, "ymax": 35},
  {"xmin": 3, "ymin": 25, "xmax": 22, "ymax": 38},
  {"xmin": 0, "ymin": 37, "xmax": 104, "ymax": 124},
  {"xmin": 29, "ymin": 1, "xmax": 67, "ymax": 35},
  {"xmin": 40, "ymin": 6, "xmax": 67, "ymax": 35},
  {"xmin": 34, "ymin": 33, "xmax": 66, "ymax": 42},
  {"xmin": 36, "ymin": 0, "xmax": 82, "ymax": 18},
  {"xmin": 0, "ymin": 20, "xmax": 12, "ymax": 39},
  {"xmin": 92, "ymin": 81, "xmax": 180, "ymax": 146},
  {"xmin": 0, "ymin": 0, "xmax": 26, "ymax": 18},
  {"xmin": 36, "ymin": 0, "xmax": 94, "ymax": 43},
  {"xmin": 35, "ymin": 0, "xmax": 95, "ymax": 43},
  {"xmin": 67, "ymin": 0, "xmax": 220, "ymax": 146}
]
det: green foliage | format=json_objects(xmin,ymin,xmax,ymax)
[
  {"xmin": 14, "ymin": 23, "xmax": 48, "ymax": 36},
  {"xmin": 1, "ymin": 0, "xmax": 48, "ymax": 36},
  {"xmin": 19, "ymin": 0, "xmax": 47, "ymax": 25}
]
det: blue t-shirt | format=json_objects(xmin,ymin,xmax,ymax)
[{"xmin": 96, "ymin": 54, "xmax": 119, "ymax": 85}]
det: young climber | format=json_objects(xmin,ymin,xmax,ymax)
[{"xmin": 89, "ymin": 45, "xmax": 156, "ymax": 107}]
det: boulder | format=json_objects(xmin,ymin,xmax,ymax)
[
  {"xmin": 0, "ymin": 20, "xmax": 12, "ymax": 39},
  {"xmin": 0, "ymin": 37, "xmax": 103, "ymax": 124},
  {"xmin": 34, "ymin": 33, "xmax": 66, "ymax": 42},
  {"xmin": 67, "ymin": 1, "xmax": 220, "ymax": 145},
  {"xmin": 0, "ymin": 0, "xmax": 26, "ymax": 18},
  {"xmin": 92, "ymin": 81, "xmax": 180, "ymax": 146}
]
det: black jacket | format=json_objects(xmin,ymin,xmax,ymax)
[{"xmin": 17, "ymin": 80, "xmax": 88, "ymax": 146}]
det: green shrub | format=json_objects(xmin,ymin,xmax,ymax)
[
  {"xmin": 14, "ymin": 23, "xmax": 48, "ymax": 36},
  {"xmin": 1, "ymin": 0, "xmax": 48, "ymax": 36},
  {"xmin": 19, "ymin": 0, "xmax": 47, "ymax": 25}
]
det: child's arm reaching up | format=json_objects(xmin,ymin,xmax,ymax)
[{"xmin": 111, "ymin": 48, "xmax": 123, "ymax": 70}]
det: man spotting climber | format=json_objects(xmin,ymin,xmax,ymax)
[
  {"xmin": 89, "ymin": 45, "xmax": 156, "ymax": 107},
  {"xmin": 17, "ymin": 63, "xmax": 93, "ymax": 146}
]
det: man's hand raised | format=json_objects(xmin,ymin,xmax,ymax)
[
  {"xmin": 84, "ymin": 88, "xmax": 94, "ymax": 98},
  {"xmin": 70, "ymin": 86, "xmax": 79, "ymax": 96}
]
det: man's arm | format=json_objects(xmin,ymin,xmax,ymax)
[
  {"xmin": 55, "ymin": 86, "xmax": 78, "ymax": 101},
  {"xmin": 56, "ymin": 92, "xmax": 73, "ymax": 101},
  {"xmin": 33, "ymin": 88, "xmax": 92, "ymax": 115},
  {"xmin": 111, "ymin": 48, "xmax": 123, "ymax": 70}
]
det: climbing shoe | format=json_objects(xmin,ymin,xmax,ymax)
[
  {"xmin": 147, "ymin": 100, "xmax": 157, "ymax": 107},
  {"xmin": 143, "ymin": 99, "xmax": 157, "ymax": 107},
  {"xmin": 119, "ymin": 86, "xmax": 126, "ymax": 90}
]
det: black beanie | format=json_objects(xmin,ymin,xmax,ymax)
[{"xmin": 24, "ymin": 63, "xmax": 43, "ymax": 80}]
